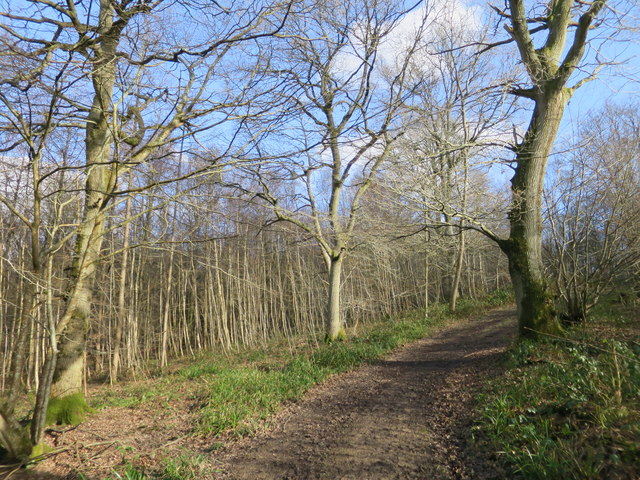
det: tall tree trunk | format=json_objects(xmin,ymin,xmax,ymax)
[
  {"xmin": 111, "ymin": 173, "xmax": 133, "ymax": 383},
  {"xmin": 326, "ymin": 255, "xmax": 345, "ymax": 341},
  {"xmin": 51, "ymin": 235, "xmax": 109, "ymax": 398},
  {"xmin": 442, "ymin": 164, "xmax": 457, "ymax": 303},
  {"xmin": 449, "ymin": 229, "xmax": 465, "ymax": 312},
  {"xmin": 160, "ymin": 248, "xmax": 175, "ymax": 368},
  {"xmin": 499, "ymin": 0, "xmax": 606, "ymax": 337},
  {"xmin": 501, "ymin": 89, "xmax": 569, "ymax": 336},
  {"xmin": 5, "ymin": 280, "xmax": 36, "ymax": 405},
  {"xmin": 51, "ymin": 0, "xmax": 118, "ymax": 399},
  {"xmin": 449, "ymin": 156, "xmax": 468, "ymax": 312},
  {"xmin": 423, "ymin": 211, "xmax": 430, "ymax": 317},
  {"xmin": 0, "ymin": 270, "xmax": 34, "ymax": 458}
]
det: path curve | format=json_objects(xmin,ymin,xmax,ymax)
[{"xmin": 218, "ymin": 307, "xmax": 516, "ymax": 480}]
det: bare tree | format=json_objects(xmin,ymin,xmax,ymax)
[
  {"xmin": 383, "ymin": 13, "xmax": 515, "ymax": 311},
  {"xmin": 0, "ymin": 0, "xmax": 291, "ymax": 456},
  {"xmin": 245, "ymin": 0, "xmax": 428, "ymax": 341},
  {"xmin": 0, "ymin": 39, "xmax": 82, "ymax": 458},
  {"xmin": 480, "ymin": 0, "xmax": 610, "ymax": 337}
]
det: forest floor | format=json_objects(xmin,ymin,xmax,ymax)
[{"xmin": 9, "ymin": 307, "xmax": 516, "ymax": 480}]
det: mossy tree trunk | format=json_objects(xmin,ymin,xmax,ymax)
[
  {"xmin": 501, "ymin": 89, "xmax": 569, "ymax": 337},
  {"xmin": 1, "ymin": 0, "xmax": 292, "ymax": 453},
  {"xmin": 498, "ymin": 0, "xmax": 607, "ymax": 337},
  {"xmin": 50, "ymin": 0, "xmax": 119, "ymax": 401},
  {"xmin": 0, "ymin": 403, "xmax": 32, "ymax": 461}
]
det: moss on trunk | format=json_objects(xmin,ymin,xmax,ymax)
[
  {"xmin": 46, "ymin": 393, "xmax": 90, "ymax": 426},
  {"xmin": 324, "ymin": 327, "xmax": 346, "ymax": 344},
  {"xmin": 501, "ymin": 0, "xmax": 607, "ymax": 339},
  {"xmin": 503, "ymin": 239, "xmax": 563, "ymax": 338},
  {"xmin": 518, "ymin": 278, "xmax": 562, "ymax": 337}
]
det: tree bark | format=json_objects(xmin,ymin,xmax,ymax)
[
  {"xmin": 501, "ymin": 89, "xmax": 570, "ymax": 336},
  {"xmin": 449, "ymin": 229, "xmax": 465, "ymax": 312},
  {"xmin": 51, "ymin": 0, "xmax": 118, "ymax": 398},
  {"xmin": 5, "ymin": 282, "xmax": 36, "ymax": 405},
  {"xmin": 0, "ymin": 404, "xmax": 31, "ymax": 460},
  {"xmin": 326, "ymin": 255, "xmax": 345, "ymax": 341},
  {"xmin": 111, "ymin": 173, "xmax": 133, "ymax": 383},
  {"xmin": 449, "ymin": 156, "xmax": 468, "ymax": 312}
]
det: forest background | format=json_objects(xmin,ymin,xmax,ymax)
[{"xmin": 0, "ymin": 0, "xmax": 638, "ymax": 462}]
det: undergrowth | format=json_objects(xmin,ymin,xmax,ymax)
[
  {"xmin": 46, "ymin": 393, "xmax": 91, "ymax": 426},
  {"xmin": 80, "ymin": 453, "xmax": 207, "ymax": 480},
  {"xmin": 477, "ymin": 303, "xmax": 640, "ymax": 479}
]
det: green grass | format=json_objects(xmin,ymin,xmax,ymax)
[
  {"xmin": 161, "ymin": 453, "xmax": 207, "ymax": 480},
  {"xmin": 92, "ymin": 384, "xmax": 165, "ymax": 409},
  {"xmin": 193, "ymin": 310, "xmax": 439, "ymax": 436},
  {"xmin": 90, "ymin": 290, "xmax": 512, "ymax": 479},
  {"xmin": 95, "ymin": 292, "xmax": 511, "ymax": 430},
  {"xmin": 192, "ymin": 293, "xmax": 510, "ymax": 437},
  {"xmin": 476, "ymin": 303, "xmax": 640, "ymax": 479},
  {"xmin": 85, "ymin": 453, "xmax": 208, "ymax": 480}
]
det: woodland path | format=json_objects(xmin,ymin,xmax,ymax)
[
  {"xmin": 7, "ymin": 308, "xmax": 516, "ymax": 480},
  {"xmin": 217, "ymin": 307, "xmax": 516, "ymax": 480}
]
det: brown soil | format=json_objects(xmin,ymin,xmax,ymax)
[
  {"xmin": 3, "ymin": 307, "xmax": 516, "ymax": 480},
  {"xmin": 217, "ymin": 308, "xmax": 516, "ymax": 480}
]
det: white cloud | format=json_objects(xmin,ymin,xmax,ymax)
[
  {"xmin": 329, "ymin": 0, "xmax": 487, "ymax": 86},
  {"xmin": 378, "ymin": 0, "xmax": 485, "ymax": 70}
]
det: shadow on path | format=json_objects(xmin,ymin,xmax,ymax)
[{"xmin": 218, "ymin": 307, "xmax": 517, "ymax": 480}]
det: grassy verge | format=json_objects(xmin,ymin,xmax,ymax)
[
  {"xmin": 90, "ymin": 289, "xmax": 511, "ymax": 479},
  {"xmin": 476, "ymin": 302, "xmax": 640, "ymax": 479},
  {"xmin": 193, "ymin": 302, "xmax": 453, "ymax": 436}
]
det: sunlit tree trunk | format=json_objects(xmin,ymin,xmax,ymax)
[
  {"xmin": 501, "ymin": 90, "xmax": 569, "ymax": 335},
  {"xmin": 52, "ymin": 0, "xmax": 118, "ymax": 397},
  {"xmin": 160, "ymin": 247, "xmax": 175, "ymax": 368},
  {"xmin": 449, "ymin": 154, "xmax": 469, "ymax": 312},
  {"xmin": 326, "ymin": 254, "xmax": 345, "ymax": 340},
  {"xmin": 111, "ymin": 173, "xmax": 133, "ymax": 383}
]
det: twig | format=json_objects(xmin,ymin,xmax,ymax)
[
  {"xmin": 0, "ymin": 441, "xmax": 118, "ymax": 480},
  {"xmin": 162, "ymin": 435, "xmax": 188, "ymax": 448},
  {"xmin": 0, "ymin": 464, "xmax": 22, "ymax": 480},
  {"xmin": 45, "ymin": 424, "xmax": 79, "ymax": 435},
  {"xmin": 25, "ymin": 440, "xmax": 118, "ymax": 467}
]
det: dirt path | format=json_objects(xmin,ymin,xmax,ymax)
[
  {"xmin": 4, "ymin": 308, "xmax": 515, "ymax": 480},
  {"xmin": 217, "ymin": 307, "xmax": 516, "ymax": 480}
]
